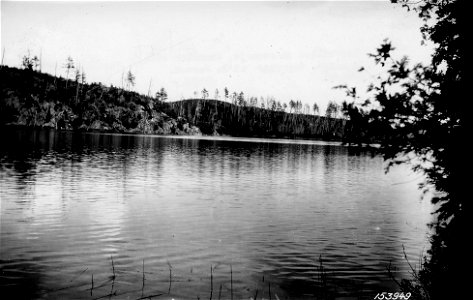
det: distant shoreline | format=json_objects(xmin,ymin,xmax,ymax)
[
  {"xmin": 2, "ymin": 124, "xmax": 380, "ymax": 148},
  {"xmin": 1, "ymin": 66, "xmax": 368, "ymax": 146}
]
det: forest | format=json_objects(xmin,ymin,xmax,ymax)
[
  {"xmin": 168, "ymin": 99, "xmax": 345, "ymax": 139},
  {"xmin": 1, "ymin": 0, "xmax": 468, "ymax": 299},
  {"xmin": 0, "ymin": 64, "xmax": 349, "ymax": 141},
  {"xmin": 0, "ymin": 65, "xmax": 200, "ymax": 136}
]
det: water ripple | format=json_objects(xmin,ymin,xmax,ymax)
[{"xmin": 0, "ymin": 129, "xmax": 434, "ymax": 298}]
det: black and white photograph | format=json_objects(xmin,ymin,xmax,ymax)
[{"xmin": 0, "ymin": 0, "xmax": 468, "ymax": 299}]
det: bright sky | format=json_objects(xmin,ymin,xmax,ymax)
[{"xmin": 1, "ymin": 0, "xmax": 433, "ymax": 111}]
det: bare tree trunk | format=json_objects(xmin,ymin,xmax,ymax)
[
  {"xmin": 147, "ymin": 79, "xmax": 152, "ymax": 97},
  {"xmin": 54, "ymin": 62, "xmax": 57, "ymax": 88},
  {"xmin": 75, "ymin": 79, "xmax": 80, "ymax": 106}
]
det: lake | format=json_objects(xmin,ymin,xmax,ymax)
[{"xmin": 0, "ymin": 129, "xmax": 433, "ymax": 299}]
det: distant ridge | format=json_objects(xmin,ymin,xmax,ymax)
[
  {"xmin": 0, "ymin": 66, "xmax": 346, "ymax": 140},
  {"xmin": 168, "ymin": 99, "xmax": 346, "ymax": 140}
]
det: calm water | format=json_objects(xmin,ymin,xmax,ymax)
[{"xmin": 0, "ymin": 129, "xmax": 433, "ymax": 299}]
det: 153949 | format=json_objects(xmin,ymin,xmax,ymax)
[{"xmin": 374, "ymin": 292, "xmax": 411, "ymax": 300}]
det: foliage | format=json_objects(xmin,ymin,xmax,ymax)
[
  {"xmin": 64, "ymin": 56, "xmax": 75, "ymax": 77},
  {"xmin": 156, "ymin": 87, "xmax": 167, "ymax": 102},
  {"xmin": 1, "ymin": 65, "xmax": 344, "ymax": 140},
  {"xmin": 312, "ymin": 102, "xmax": 319, "ymax": 115},
  {"xmin": 201, "ymin": 88, "xmax": 208, "ymax": 99},
  {"xmin": 21, "ymin": 51, "xmax": 40, "ymax": 71},
  {"xmin": 126, "ymin": 70, "xmax": 135, "ymax": 89},
  {"xmin": 325, "ymin": 101, "xmax": 340, "ymax": 118},
  {"xmin": 340, "ymin": 1, "xmax": 468, "ymax": 298},
  {"xmin": 0, "ymin": 66, "xmax": 198, "ymax": 135},
  {"xmin": 168, "ymin": 98, "xmax": 346, "ymax": 139}
]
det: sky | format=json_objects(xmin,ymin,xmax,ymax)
[{"xmin": 1, "ymin": 0, "xmax": 434, "ymax": 111}]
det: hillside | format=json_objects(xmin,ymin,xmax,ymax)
[
  {"xmin": 169, "ymin": 99, "xmax": 346, "ymax": 140},
  {"xmin": 1, "ymin": 66, "xmax": 347, "ymax": 140},
  {"xmin": 0, "ymin": 66, "xmax": 200, "ymax": 135}
]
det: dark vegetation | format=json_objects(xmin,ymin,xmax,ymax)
[
  {"xmin": 0, "ymin": 65, "xmax": 347, "ymax": 141},
  {"xmin": 339, "ymin": 0, "xmax": 468, "ymax": 299},
  {"xmin": 3, "ymin": 0, "xmax": 467, "ymax": 298},
  {"xmin": 0, "ymin": 65, "xmax": 200, "ymax": 135},
  {"xmin": 168, "ymin": 99, "xmax": 346, "ymax": 139}
]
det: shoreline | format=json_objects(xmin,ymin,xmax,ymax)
[{"xmin": 1, "ymin": 124, "xmax": 381, "ymax": 148}]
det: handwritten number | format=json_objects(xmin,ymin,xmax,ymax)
[{"xmin": 375, "ymin": 292, "xmax": 409, "ymax": 300}]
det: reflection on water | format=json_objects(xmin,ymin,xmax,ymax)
[{"xmin": 0, "ymin": 129, "xmax": 433, "ymax": 299}]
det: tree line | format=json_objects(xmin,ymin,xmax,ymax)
[
  {"xmin": 17, "ymin": 51, "xmax": 341, "ymax": 119},
  {"xmin": 1, "ymin": 52, "xmax": 347, "ymax": 140},
  {"xmin": 168, "ymin": 98, "xmax": 346, "ymax": 139},
  {"xmin": 193, "ymin": 86, "xmax": 340, "ymax": 118},
  {"xmin": 0, "ymin": 61, "xmax": 198, "ymax": 135}
]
